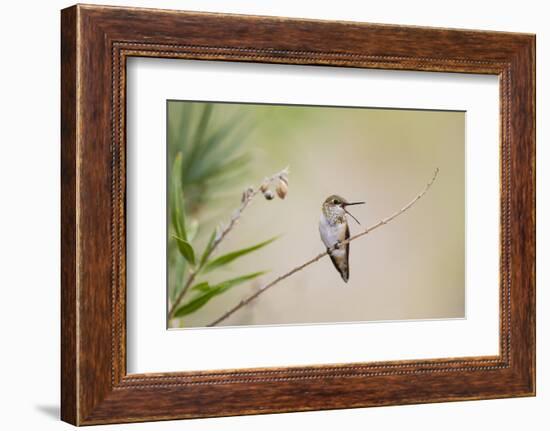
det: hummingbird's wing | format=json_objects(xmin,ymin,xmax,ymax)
[
  {"xmin": 344, "ymin": 223, "xmax": 350, "ymax": 281},
  {"xmin": 327, "ymin": 223, "xmax": 350, "ymax": 283}
]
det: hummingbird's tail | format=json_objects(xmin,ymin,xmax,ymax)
[{"xmin": 328, "ymin": 250, "xmax": 349, "ymax": 283}]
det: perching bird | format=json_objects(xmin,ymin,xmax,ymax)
[{"xmin": 319, "ymin": 195, "xmax": 365, "ymax": 282}]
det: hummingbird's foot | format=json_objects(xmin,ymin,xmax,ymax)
[{"xmin": 333, "ymin": 242, "xmax": 341, "ymax": 250}]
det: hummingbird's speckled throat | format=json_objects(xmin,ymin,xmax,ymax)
[{"xmin": 318, "ymin": 195, "xmax": 365, "ymax": 282}]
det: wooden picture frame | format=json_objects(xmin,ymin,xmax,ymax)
[{"xmin": 61, "ymin": 4, "xmax": 535, "ymax": 425}]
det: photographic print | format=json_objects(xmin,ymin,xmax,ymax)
[{"xmin": 167, "ymin": 100, "xmax": 465, "ymax": 328}]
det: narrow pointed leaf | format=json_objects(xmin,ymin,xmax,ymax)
[
  {"xmin": 199, "ymin": 229, "xmax": 217, "ymax": 267},
  {"xmin": 191, "ymin": 282, "xmax": 211, "ymax": 293},
  {"xmin": 170, "ymin": 256, "xmax": 187, "ymax": 302},
  {"xmin": 173, "ymin": 235, "xmax": 196, "ymax": 266},
  {"xmin": 187, "ymin": 218, "xmax": 199, "ymax": 242},
  {"xmin": 213, "ymin": 271, "xmax": 267, "ymax": 294},
  {"xmin": 174, "ymin": 271, "xmax": 266, "ymax": 318},
  {"xmin": 202, "ymin": 237, "xmax": 277, "ymax": 273},
  {"xmin": 173, "ymin": 292, "xmax": 216, "ymax": 318},
  {"xmin": 182, "ymin": 103, "xmax": 213, "ymax": 177},
  {"xmin": 192, "ymin": 111, "xmax": 248, "ymax": 165},
  {"xmin": 195, "ymin": 154, "xmax": 250, "ymax": 183},
  {"xmin": 170, "ymin": 152, "xmax": 187, "ymax": 240}
]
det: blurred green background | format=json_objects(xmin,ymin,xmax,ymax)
[{"xmin": 167, "ymin": 100, "xmax": 465, "ymax": 328}]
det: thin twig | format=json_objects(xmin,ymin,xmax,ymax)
[
  {"xmin": 207, "ymin": 168, "xmax": 439, "ymax": 327},
  {"xmin": 168, "ymin": 269, "xmax": 198, "ymax": 321},
  {"xmin": 168, "ymin": 167, "xmax": 290, "ymax": 320}
]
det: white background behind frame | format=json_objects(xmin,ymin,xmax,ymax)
[{"xmin": 126, "ymin": 58, "xmax": 500, "ymax": 373}]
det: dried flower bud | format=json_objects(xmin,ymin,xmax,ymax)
[
  {"xmin": 275, "ymin": 179, "xmax": 288, "ymax": 199},
  {"xmin": 241, "ymin": 186, "xmax": 255, "ymax": 203},
  {"xmin": 263, "ymin": 190, "xmax": 275, "ymax": 200},
  {"xmin": 260, "ymin": 180, "xmax": 269, "ymax": 193},
  {"xmin": 279, "ymin": 174, "xmax": 288, "ymax": 186}
]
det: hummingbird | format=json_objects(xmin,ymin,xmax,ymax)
[{"xmin": 319, "ymin": 195, "xmax": 365, "ymax": 282}]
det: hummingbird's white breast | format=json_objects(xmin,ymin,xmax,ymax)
[{"xmin": 319, "ymin": 213, "xmax": 347, "ymax": 249}]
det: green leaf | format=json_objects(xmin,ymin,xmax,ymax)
[
  {"xmin": 191, "ymin": 281, "xmax": 211, "ymax": 293},
  {"xmin": 168, "ymin": 102, "xmax": 192, "ymax": 161},
  {"xmin": 182, "ymin": 104, "xmax": 214, "ymax": 178},
  {"xmin": 188, "ymin": 111, "xmax": 249, "ymax": 177},
  {"xmin": 202, "ymin": 116, "xmax": 255, "ymax": 167},
  {"xmin": 202, "ymin": 237, "xmax": 277, "ymax": 273},
  {"xmin": 173, "ymin": 235, "xmax": 196, "ymax": 266},
  {"xmin": 213, "ymin": 271, "xmax": 267, "ymax": 294},
  {"xmin": 174, "ymin": 271, "xmax": 266, "ymax": 318},
  {"xmin": 170, "ymin": 152, "xmax": 187, "ymax": 241},
  {"xmin": 173, "ymin": 291, "xmax": 215, "ymax": 318},
  {"xmin": 187, "ymin": 218, "xmax": 199, "ymax": 242},
  {"xmin": 199, "ymin": 229, "xmax": 218, "ymax": 267},
  {"xmin": 194, "ymin": 154, "xmax": 250, "ymax": 184},
  {"xmin": 170, "ymin": 254, "xmax": 187, "ymax": 302}
]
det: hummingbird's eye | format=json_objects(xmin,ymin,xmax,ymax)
[{"xmin": 333, "ymin": 199, "xmax": 339, "ymax": 205}]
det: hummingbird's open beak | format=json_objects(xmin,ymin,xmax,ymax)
[{"xmin": 342, "ymin": 201, "xmax": 365, "ymax": 225}]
